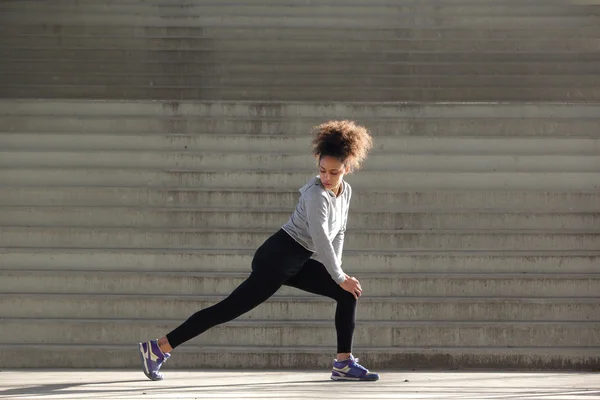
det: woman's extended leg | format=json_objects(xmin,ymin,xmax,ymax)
[
  {"xmin": 165, "ymin": 270, "xmax": 283, "ymax": 348},
  {"xmin": 138, "ymin": 229, "xmax": 313, "ymax": 381}
]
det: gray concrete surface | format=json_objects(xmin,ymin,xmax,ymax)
[
  {"xmin": 4, "ymin": 85, "xmax": 600, "ymax": 102},
  {"xmin": 4, "ymin": 100, "xmax": 599, "ymax": 118},
  {"xmin": 1, "ymin": 0, "xmax": 600, "ymax": 372},
  {"xmin": 1, "ymin": 3, "xmax": 594, "ymax": 16},
  {"xmin": 0, "ymin": 370, "xmax": 599, "ymax": 400},
  {"xmin": 6, "ymin": 36, "xmax": 600, "ymax": 52},
  {"xmin": 1, "ymin": 1, "xmax": 598, "ymax": 101},
  {"xmin": 1, "ymin": 100, "xmax": 599, "ymax": 369},
  {"xmin": 1, "ymin": 248, "xmax": 598, "ymax": 274},
  {"xmin": 2, "ymin": 226, "xmax": 599, "ymax": 250},
  {"xmin": 4, "ymin": 73, "xmax": 600, "ymax": 88},
  {"xmin": 0, "ymin": 345, "xmax": 597, "ymax": 369},
  {"xmin": 2, "ymin": 25, "xmax": 599, "ymax": 40},
  {"xmin": 3, "ymin": 319, "xmax": 600, "ymax": 348},
  {"xmin": 1, "ymin": 188, "xmax": 597, "ymax": 210},
  {"xmin": 3, "ymin": 270, "xmax": 600, "ymax": 297},
  {"xmin": 4, "ymin": 118, "xmax": 600, "ymax": 137},
  {"xmin": 7, "ymin": 136, "xmax": 597, "ymax": 154},
  {"xmin": 2, "ymin": 168, "xmax": 599, "ymax": 190},
  {"xmin": 2, "ymin": 207, "xmax": 598, "ymax": 229},
  {"xmin": 3, "ymin": 151, "xmax": 599, "ymax": 172},
  {"xmin": 2, "ymin": 294, "xmax": 597, "ymax": 321},
  {"xmin": 6, "ymin": 60, "xmax": 600, "ymax": 75}
]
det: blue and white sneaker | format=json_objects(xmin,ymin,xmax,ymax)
[
  {"xmin": 331, "ymin": 355, "xmax": 379, "ymax": 381},
  {"xmin": 138, "ymin": 339, "xmax": 170, "ymax": 381}
]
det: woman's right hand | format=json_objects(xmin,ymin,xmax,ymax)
[{"xmin": 340, "ymin": 275, "xmax": 362, "ymax": 299}]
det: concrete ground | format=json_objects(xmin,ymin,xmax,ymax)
[{"xmin": 0, "ymin": 370, "xmax": 598, "ymax": 400}]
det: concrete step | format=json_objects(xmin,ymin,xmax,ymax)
[
  {"xmin": 0, "ymin": 343, "xmax": 597, "ymax": 369},
  {"xmin": 3, "ymin": 318, "xmax": 599, "ymax": 348},
  {"xmin": 4, "ymin": 49, "xmax": 600, "ymax": 64},
  {"xmin": 2, "ymin": 293, "xmax": 597, "ymax": 321},
  {"xmin": 1, "ymin": 13, "xmax": 596, "ymax": 29},
  {"xmin": 3, "ymin": 85, "xmax": 598, "ymax": 101},
  {"xmin": 1, "ymin": 4, "xmax": 594, "ymax": 17},
  {"xmin": 6, "ymin": 49, "xmax": 600, "ymax": 68},
  {"xmin": 2, "ymin": 270, "xmax": 599, "ymax": 297},
  {"xmin": 3, "ymin": 100, "xmax": 598, "ymax": 119},
  {"xmin": 4, "ymin": 135, "xmax": 599, "ymax": 154},
  {"xmin": 2, "ymin": 151, "xmax": 598, "ymax": 172},
  {"xmin": 3, "ymin": 36, "xmax": 600, "ymax": 52},
  {"xmin": 1, "ymin": 168, "xmax": 599, "ymax": 190},
  {"xmin": 2, "ymin": 25, "xmax": 599, "ymax": 40},
  {"xmin": 2, "ymin": 207, "xmax": 599, "ymax": 230},
  {"xmin": 3, "ymin": 118, "xmax": 600, "ymax": 137},
  {"xmin": 2, "ymin": 247, "xmax": 598, "ymax": 274},
  {"xmin": 1, "ymin": 227, "xmax": 598, "ymax": 251},
  {"xmin": 4, "ymin": 73, "xmax": 600, "ymax": 88},
  {"xmin": 3, "ymin": 135, "xmax": 599, "ymax": 154},
  {"xmin": 1, "ymin": 187, "xmax": 597, "ymax": 211},
  {"xmin": 5, "ymin": 0, "xmax": 597, "ymax": 6},
  {"xmin": 4, "ymin": 60, "xmax": 600, "ymax": 76}
]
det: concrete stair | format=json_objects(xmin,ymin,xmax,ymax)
[
  {"xmin": 1, "ymin": 0, "xmax": 600, "ymax": 371},
  {"xmin": 0, "ymin": 100, "xmax": 599, "ymax": 370},
  {"xmin": 1, "ymin": 1, "xmax": 599, "ymax": 101}
]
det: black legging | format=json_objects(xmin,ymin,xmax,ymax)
[{"xmin": 166, "ymin": 229, "xmax": 357, "ymax": 353}]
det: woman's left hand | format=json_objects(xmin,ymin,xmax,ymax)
[{"xmin": 341, "ymin": 273, "xmax": 362, "ymax": 299}]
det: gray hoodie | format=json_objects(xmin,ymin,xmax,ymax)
[{"xmin": 282, "ymin": 175, "xmax": 351, "ymax": 284}]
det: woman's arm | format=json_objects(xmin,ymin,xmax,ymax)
[
  {"xmin": 305, "ymin": 190, "xmax": 346, "ymax": 284},
  {"xmin": 332, "ymin": 183, "xmax": 351, "ymax": 264}
]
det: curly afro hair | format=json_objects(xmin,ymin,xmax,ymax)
[{"xmin": 311, "ymin": 120, "xmax": 373, "ymax": 172}]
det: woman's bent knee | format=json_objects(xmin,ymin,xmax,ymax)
[{"xmin": 337, "ymin": 290, "xmax": 358, "ymax": 305}]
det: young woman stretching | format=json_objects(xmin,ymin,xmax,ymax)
[{"xmin": 139, "ymin": 120, "xmax": 378, "ymax": 381}]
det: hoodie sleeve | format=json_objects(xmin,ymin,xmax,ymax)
[
  {"xmin": 304, "ymin": 187, "xmax": 346, "ymax": 284},
  {"xmin": 332, "ymin": 184, "xmax": 351, "ymax": 265}
]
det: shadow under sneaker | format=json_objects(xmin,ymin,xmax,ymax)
[
  {"xmin": 331, "ymin": 356, "xmax": 380, "ymax": 381},
  {"xmin": 138, "ymin": 339, "xmax": 170, "ymax": 381}
]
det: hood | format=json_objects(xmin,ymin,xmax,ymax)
[{"xmin": 299, "ymin": 175, "xmax": 322, "ymax": 194}]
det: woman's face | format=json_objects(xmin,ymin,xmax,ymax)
[{"xmin": 319, "ymin": 155, "xmax": 350, "ymax": 191}]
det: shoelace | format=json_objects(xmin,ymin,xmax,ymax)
[{"xmin": 350, "ymin": 357, "xmax": 368, "ymax": 372}]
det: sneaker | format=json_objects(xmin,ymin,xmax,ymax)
[
  {"xmin": 331, "ymin": 355, "xmax": 379, "ymax": 381},
  {"xmin": 138, "ymin": 339, "xmax": 170, "ymax": 381}
]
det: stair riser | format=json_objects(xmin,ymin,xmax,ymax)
[
  {"xmin": 3, "ymin": 118, "xmax": 600, "ymax": 136},
  {"xmin": 2, "ymin": 152, "xmax": 598, "ymax": 172},
  {"xmin": 1, "ymin": 228, "xmax": 598, "ymax": 251},
  {"xmin": 2, "ymin": 208, "xmax": 599, "ymax": 230},
  {"xmin": 3, "ymin": 100, "xmax": 598, "ymax": 118},
  {"xmin": 2, "ymin": 273, "xmax": 599, "ymax": 297},
  {"xmin": 2, "ymin": 296, "xmax": 597, "ymax": 321},
  {"xmin": 3, "ymin": 86, "xmax": 599, "ymax": 101},
  {"xmin": 4, "ymin": 61, "xmax": 600, "ymax": 75},
  {"xmin": 1, "ymin": 4, "xmax": 595, "ymax": 16},
  {"xmin": 1, "ymin": 0, "xmax": 594, "ymax": 6},
  {"xmin": 3, "ymin": 250, "xmax": 598, "ymax": 274},
  {"xmin": 0, "ymin": 13, "xmax": 595, "ymax": 29},
  {"xmin": 3, "ymin": 73, "xmax": 600, "ymax": 87},
  {"xmin": 4, "ymin": 36, "xmax": 600, "ymax": 52},
  {"xmin": 0, "ymin": 346, "xmax": 597, "ymax": 369},
  {"xmin": 4, "ymin": 49, "xmax": 600, "ymax": 63},
  {"xmin": 2, "ymin": 188, "xmax": 599, "ymax": 211},
  {"xmin": 3, "ymin": 320, "xmax": 598, "ymax": 347},
  {"xmin": 3, "ymin": 135, "xmax": 599, "ymax": 155},
  {"xmin": 2, "ymin": 169, "xmax": 598, "ymax": 190},
  {"xmin": 2, "ymin": 26, "xmax": 599, "ymax": 40}
]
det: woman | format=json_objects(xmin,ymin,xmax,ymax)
[{"xmin": 139, "ymin": 120, "xmax": 378, "ymax": 381}]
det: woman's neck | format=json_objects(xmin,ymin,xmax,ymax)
[{"xmin": 332, "ymin": 181, "xmax": 343, "ymax": 197}]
